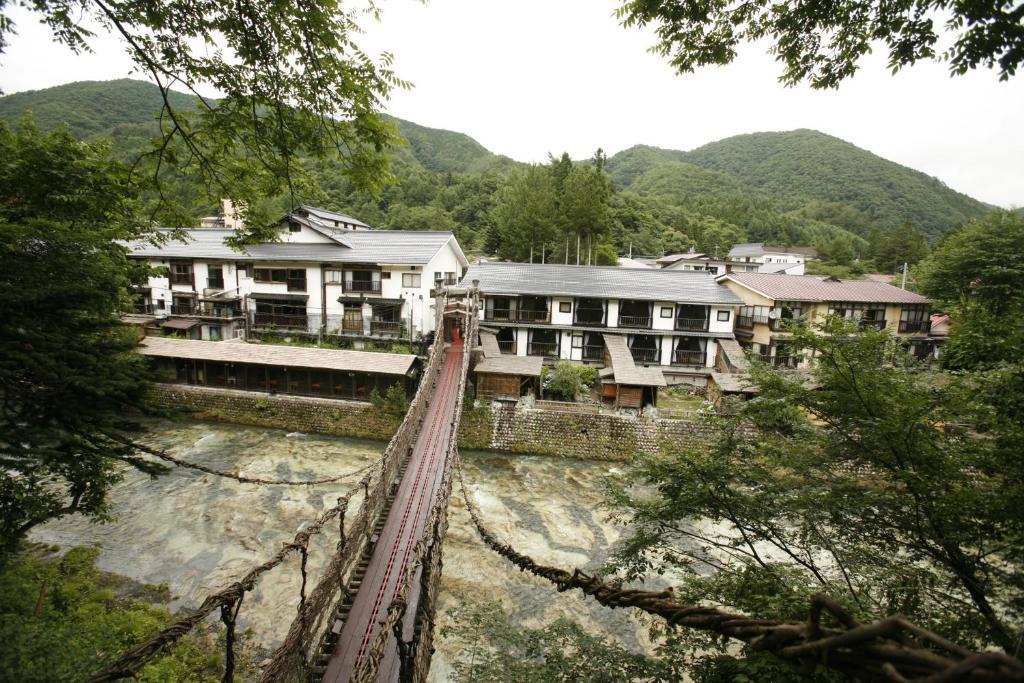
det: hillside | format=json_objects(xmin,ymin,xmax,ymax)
[{"xmin": 609, "ymin": 130, "xmax": 992, "ymax": 240}]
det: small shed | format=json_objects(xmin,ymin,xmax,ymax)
[
  {"xmin": 602, "ymin": 335, "xmax": 667, "ymax": 408},
  {"xmin": 474, "ymin": 329, "xmax": 542, "ymax": 400}
]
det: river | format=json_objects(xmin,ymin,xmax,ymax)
[{"xmin": 30, "ymin": 420, "xmax": 654, "ymax": 680}]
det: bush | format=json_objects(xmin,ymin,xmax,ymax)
[
  {"xmin": 541, "ymin": 362, "xmax": 597, "ymax": 401},
  {"xmin": 370, "ymin": 382, "xmax": 410, "ymax": 418}
]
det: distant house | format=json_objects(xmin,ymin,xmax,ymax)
[
  {"xmin": 128, "ymin": 206, "xmax": 468, "ymax": 342},
  {"xmin": 727, "ymin": 243, "xmax": 817, "ymax": 275},
  {"xmin": 717, "ymin": 272, "xmax": 933, "ymax": 366},
  {"xmin": 461, "ymin": 262, "xmax": 744, "ymax": 403},
  {"xmin": 656, "ymin": 252, "xmax": 759, "ymax": 275}
]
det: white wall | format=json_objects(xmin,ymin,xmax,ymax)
[
  {"xmin": 708, "ymin": 306, "xmax": 735, "ymax": 334},
  {"xmin": 652, "ymin": 302, "xmax": 676, "ymax": 331},
  {"xmin": 551, "ymin": 297, "xmax": 574, "ymax": 325},
  {"xmin": 606, "ymin": 299, "xmax": 620, "ymax": 328}
]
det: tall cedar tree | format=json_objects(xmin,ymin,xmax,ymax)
[{"xmin": 0, "ymin": 122, "xmax": 165, "ymax": 554}]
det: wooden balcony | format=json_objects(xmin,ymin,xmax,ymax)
[
  {"xmin": 497, "ymin": 340, "xmax": 516, "ymax": 354},
  {"xmin": 581, "ymin": 344, "xmax": 604, "ymax": 361},
  {"xmin": 170, "ymin": 304, "xmax": 197, "ymax": 316},
  {"xmin": 527, "ymin": 342, "xmax": 558, "ymax": 357},
  {"xmin": 898, "ymin": 320, "xmax": 931, "ymax": 334},
  {"xmin": 486, "ymin": 308, "xmax": 515, "ymax": 322},
  {"xmin": 859, "ymin": 319, "xmax": 887, "ymax": 331},
  {"xmin": 736, "ymin": 315, "xmax": 754, "ymax": 329},
  {"xmin": 674, "ymin": 317, "xmax": 709, "ymax": 332},
  {"xmin": 630, "ymin": 347, "xmax": 660, "ymax": 363},
  {"xmin": 197, "ymin": 305, "xmax": 243, "ymax": 319},
  {"xmin": 757, "ymin": 354, "xmax": 798, "ymax": 368},
  {"xmin": 342, "ymin": 318, "xmax": 364, "ymax": 333},
  {"xmin": 618, "ymin": 315, "xmax": 652, "ymax": 329},
  {"xmin": 673, "ymin": 349, "xmax": 705, "ymax": 366},
  {"xmin": 343, "ymin": 280, "xmax": 381, "ymax": 294},
  {"xmin": 517, "ymin": 309, "xmax": 550, "ymax": 323}
]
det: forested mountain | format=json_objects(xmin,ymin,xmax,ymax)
[{"xmin": 0, "ymin": 79, "xmax": 997, "ymax": 261}]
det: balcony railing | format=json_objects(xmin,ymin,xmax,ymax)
[
  {"xmin": 859, "ymin": 319, "xmax": 887, "ymax": 331},
  {"xmin": 253, "ymin": 313, "xmax": 308, "ymax": 329},
  {"xmin": 757, "ymin": 354, "xmax": 798, "ymax": 368},
  {"xmin": 618, "ymin": 315, "xmax": 652, "ymax": 329},
  {"xmin": 343, "ymin": 280, "xmax": 381, "ymax": 294},
  {"xmin": 497, "ymin": 340, "xmax": 516, "ymax": 354},
  {"xmin": 751, "ymin": 314, "xmax": 771, "ymax": 325},
  {"xmin": 899, "ymin": 320, "xmax": 931, "ymax": 334},
  {"xmin": 133, "ymin": 303, "xmax": 154, "ymax": 315},
  {"xmin": 370, "ymin": 320, "xmax": 401, "ymax": 336},
  {"xmin": 770, "ymin": 316, "xmax": 805, "ymax": 331},
  {"xmin": 170, "ymin": 304, "xmax": 196, "ymax": 316},
  {"xmin": 736, "ymin": 315, "xmax": 754, "ymax": 329},
  {"xmin": 581, "ymin": 344, "xmax": 604, "ymax": 361},
  {"xmin": 674, "ymin": 317, "xmax": 709, "ymax": 332},
  {"xmin": 528, "ymin": 342, "xmax": 558, "ymax": 357},
  {"xmin": 518, "ymin": 309, "xmax": 550, "ymax": 323},
  {"xmin": 574, "ymin": 312, "xmax": 605, "ymax": 326},
  {"xmin": 673, "ymin": 349, "xmax": 705, "ymax": 366},
  {"xmin": 486, "ymin": 308, "xmax": 515, "ymax": 321},
  {"xmin": 630, "ymin": 347, "xmax": 660, "ymax": 363},
  {"xmin": 197, "ymin": 306, "xmax": 242, "ymax": 319}
]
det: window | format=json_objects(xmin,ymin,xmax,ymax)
[
  {"xmin": 402, "ymin": 273, "xmax": 421, "ymax": 288},
  {"xmin": 381, "ymin": 271, "xmax": 391, "ymax": 279},
  {"xmin": 170, "ymin": 261, "xmax": 193, "ymax": 285},
  {"xmin": 208, "ymin": 325, "xmax": 222, "ymax": 341},
  {"xmin": 237, "ymin": 263, "xmax": 251, "ymax": 278},
  {"xmin": 434, "ymin": 272, "xmax": 443, "ymax": 285},
  {"xmin": 571, "ymin": 333, "xmax": 583, "ymax": 348},
  {"xmin": 559, "ymin": 301, "xmax": 572, "ymax": 313},
  {"xmin": 254, "ymin": 268, "xmax": 288, "ymax": 283},
  {"xmin": 660, "ymin": 306, "xmax": 673, "ymax": 318},
  {"xmin": 445, "ymin": 271, "xmax": 456, "ymax": 285},
  {"xmin": 155, "ymin": 299, "xmax": 165, "ymax": 310},
  {"xmin": 207, "ymin": 265, "xmax": 224, "ymax": 290},
  {"xmin": 286, "ymin": 269, "xmax": 307, "ymax": 292},
  {"xmin": 717, "ymin": 310, "xmax": 731, "ymax": 322},
  {"xmin": 288, "ymin": 221, "xmax": 301, "ymax": 233},
  {"xmin": 325, "ymin": 269, "xmax": 342, "ymax": 284}
]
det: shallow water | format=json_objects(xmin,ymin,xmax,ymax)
[{"xmin": 31, "ymin": 420, "xmax": 653, "ymax": 679}]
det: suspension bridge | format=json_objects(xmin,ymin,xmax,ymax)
[{"xmin": 87, "ymin": 288, "xmax": 1023, "ymax": 683}]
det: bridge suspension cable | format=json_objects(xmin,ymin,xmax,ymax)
[{"xmin": 454, "ymin": 452, "xmax": 1024, "ymax": 683}]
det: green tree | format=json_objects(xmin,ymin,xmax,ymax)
[
  {"xmin": 541, "ymin": 362, "xmax": 597, "ymax": 401},
  {"xmin": 560, "ymin": 165, "xmax": 613, "ymax": 263},
  {"xmin": 867, "ymin": 221, "xmax": 929, "ymax": 272},
  {"xmin": 1, "ymin": 0, "xmax": 405, "ymax": 240},
  {"xmin": 491, "ymin": 166, "xmax": 560, "ymax": 262},
  {"xmin": 607, "ymin": 320, "xmax": 1024, "ymax": 656},
  {"xmin": 816, "ymin": 233, "xmax": 857, "ymax": 266},
  {"xmin": 0, "ymin": 122, "xmax": 164, "ymax": 553},
  {"xmin": 617, "ymin": 0, "xmax": 1024, "ymax": 88}
]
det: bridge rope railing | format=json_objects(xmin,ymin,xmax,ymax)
[
  {"xmin": 349, "ymin": 298, "xmax": 477, "ymax": 683},
  {"xmin": 87, "ymin": 295, "xmax": 454, "ymax": 683},
  {"xmin": 453, "ymin": 452, "xmax": 1024, "ymax": 683},
  {"xmin": 257, "ymin": 293, "xmax": 456, "ymax": 682}
]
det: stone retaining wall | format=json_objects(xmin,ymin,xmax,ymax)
[
  {"xmin": 147, "ymin": 384, "xmax": 401, "ymax": 441},
  {"xmin": 150, "ymin": 384, "xmax": 723, "ymax": 462}
]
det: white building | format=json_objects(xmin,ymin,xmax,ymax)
[
  {"xmin": 462, "ymin": 262, "xmax": 743, "ymax": 387},
  {"xmin": 727, "ymin": 243, "xmax": 817, "ymax": 275},
  {"xmin": 655, "ymin": 252, "xmax": 760, "ymax": 275},
  {"xmin": 128, "ymin": 207, "xmax": 468, "ymax": 342}
]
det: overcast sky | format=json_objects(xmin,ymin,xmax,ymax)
[{"xmin": 2, "ymin": 0, "xmax": 1021, "ymax": 207}]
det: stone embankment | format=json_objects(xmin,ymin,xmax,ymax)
[{"xmin": 149, "ymin": 384, "xmax": 723, "ymax": 462}]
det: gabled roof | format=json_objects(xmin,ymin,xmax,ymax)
[
  {"xmin": 294, "ymin": 204, "xmax": 370, "ymax": 229},
  {"xmin": 728, "ymin": 242, "xmax": 816, "ymax": 258},
  {"xmin": 718, "ymin": 272, "xmax": 929, "ymax": 304},
  {"xmin": 461, "ymin": 262, "xmax": 743, "ymax": 306},
  {"xmin": 128, "ymin": 228, "xmax": 465, "ymax": 266}
]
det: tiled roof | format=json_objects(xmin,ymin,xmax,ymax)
[
  {"xmin": 295, "ymin": 205, "xmax": 370, "ymax": 229},
  {"xmin": 720, "ymin": 273, "xmax": 930, "ymax": 304},
  {"xmin": 128, "ymin": 229, "xmax": 459, "ymax": 265},
  {"xmin": 603, "ymin": 334, "xmax": 666, "ymax": 387},
  {"xmin": 138, "ymin": 337, "xmax": 417, "ymax": 375},
  {"xmin": 461, "ymin": 262, "xmax": 743, "ymax": 305},
  {"xmin": 728, "ymin": 242, "xmax": 816, "ymax": 258}
]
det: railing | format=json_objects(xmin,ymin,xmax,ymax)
[
  {"xmin": 486, "ymin": 308, "xmax": 515, "ymax": 321},
  {"xmin": 899, "ymin": 320, "xmax": 931, "ymax": 334},
  {"xmin": 370, "ymin": 320, "xmax": 401, "ymax": 336},
  {"xmin": 751, "ymin": 314, "xmax": 771, "ymax": 325},
  {"xmin": 770, "ymin": 317, "xmax": 805, "ymax": 331},
  {"xmin": 253, "ymin": 312, "xmax": 309, "ymax": 329},
  {"xmin": 170, "ymin": 304, "xmax": 196, "ymax": 316},
  {"xmin": 736, "ymin": 315, "xmax": 754, "ymax": 329},
  {"xmin": 618, "ymin": 315, "xmax": 652, "ymax": 329},
  {"xmin": 757, "ymin": 354, "xmax": 798, "ymax": 368},
  {"xmin": 630, "ymin": 347, "xmax": 660, "ymax": 363},
  {"xmin": 197, "ymin": 306, "xmax": 242, "ymax": 319},
  {"xmin": 133, "ymin": 303, "xmax": 154, "ymax": 315},
  {"xmin": 574, "ymin": 312, "xmax": 605, "ymax": 326},
  {"xmin": 207, "ymin": 278, "xmax": 225, "ymax": 291},
  {"xmin": 673, "ymin": 349, "xmax": 705, "ymax": 366},
  {"xmin": 518, "ymin": 309, "xmax": 549, "ymax": 323},
  {"xmin": 581, "ymin": 344, "xmax": 604, "ymax": 361},
  {"xmin": 342, "ymin": 317, "xmax": 364, "ymax": 332},
  {"xmin": 859, "ymin": 319, "xmax": 887, "ymax": 331},
  {"xmin": 528, "ymin": 342, "xmax": 558, "ymax": 357},
  {"xmin": 170, "ymin": 273, "xmax": 192, "ymax": 285},
  {"xmin": 343, "ymin": 280, "xmax": 381, "ymax": 294},
  {"xmin": 497, "ymin": 340, "xmax": 515, "ymax": 354},
  {"xmin": 674, "ymin": 317, "xmax": 708, "ymax": 332}
]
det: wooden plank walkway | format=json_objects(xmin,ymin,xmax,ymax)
[{"xmin": 322, "ymin": 338, "xmax": 465, "ymax": 683}]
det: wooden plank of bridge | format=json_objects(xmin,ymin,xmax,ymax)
[{"xmin": 322, "ymin": 339, "xmax": 465, "ymax": 683}]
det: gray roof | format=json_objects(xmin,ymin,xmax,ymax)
[
  {"xmin": 720, "ymin": 272, "xmax": 930, "ymax": 304},
  {"xmin": 129, "ymin": 228, "xmax": 461, "ymax": 266},
  {"xmin": 138, "ymin": 336, "xmax": 416, "ymax": 375},
  {"xmin": 603, "ymin": 334, "xmax": 666, "ymax": 387},
  {"xmin": 295, "ymin": 205, "xmax": 370, "ymax": 229},
  {"xmin": 461, "ymin": 262, "xmax": 743, "ymax": 305}
]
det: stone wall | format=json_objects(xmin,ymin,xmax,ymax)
[
  {"xmin": 149, "ymin": 384, "xmax": 723, "ymax": 462},
  {"xmin": 147, "ymin": 384, "xmax": 401, "ymax": 441}
]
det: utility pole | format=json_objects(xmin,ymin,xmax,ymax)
[
  {"xmin": 628, "ymin": 241, "xmax": 633, "ymax": 259},
  {"xmin": 900, "ymin": 262, "xmax": 908, "ymax": 289},
  {"xmin": 530, "ymin": 246, "xmax": 534, "ymax": 264},
  {"xmin": 542, "ymin": 245, "xmax": 545, "ymax": 264},
  {"xmin": 576, "ymin": 234, "xmax": 580, "ymax": 265}
]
